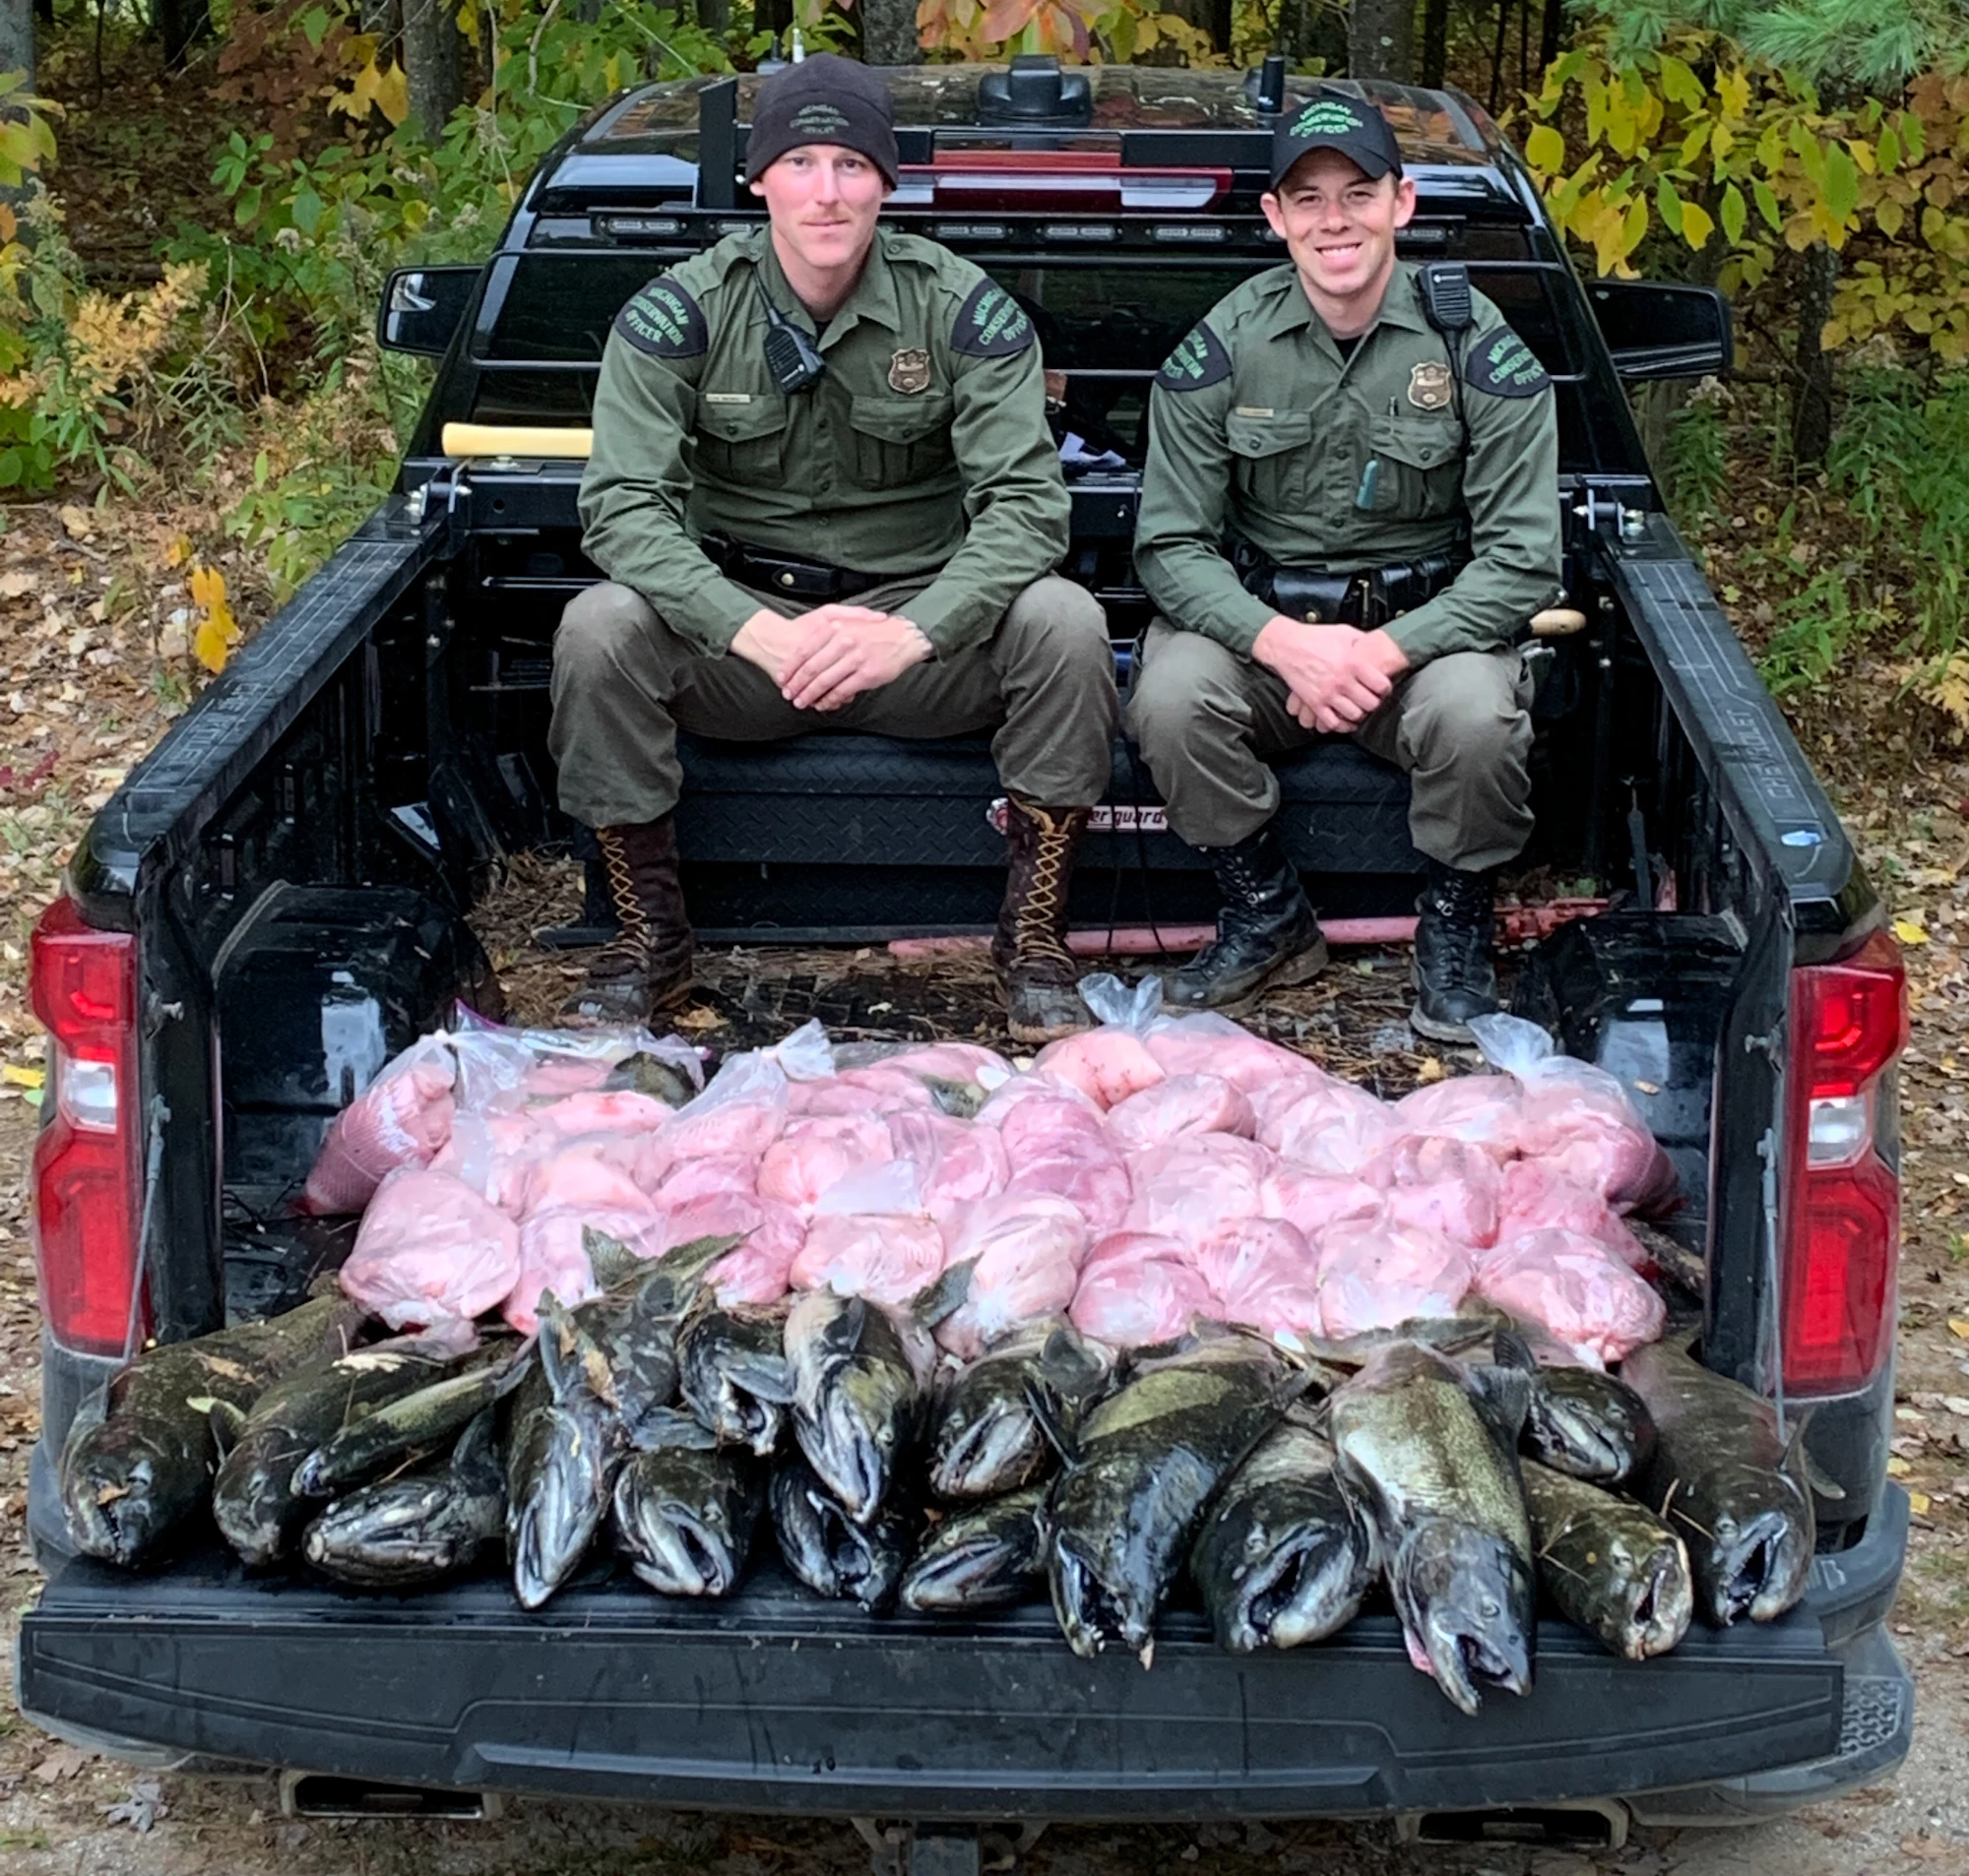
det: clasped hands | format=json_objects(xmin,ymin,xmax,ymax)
[
  {"xmin": 1251, "ymin": 616, "xmax": 1411, "ymax": 732},
  {"xmin": 730, "ymin": 602, "xmax": 931, "ymax": 713}
]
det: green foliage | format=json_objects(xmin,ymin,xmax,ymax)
[
  {"xmin": 1588, "ymin": 0, "xmax": 1969, "ymax": 86},
  {"xmin": 1662, "ymin": 389, "xmax": 1729, "ymax": 529}
]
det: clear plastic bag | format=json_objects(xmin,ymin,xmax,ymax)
[
  {"xmin": 758, "ymin": 1112, "xmax": 897, "ymax": 1215},
  {"xmin": 301, "ymin": 1032, "xmax": 458, "ymax": 1217},
  {"xmin": 1472, "ymin": 1226, "xmax": 1666, "ymax": 1366},
  {"xmin": 934, "ymin": 1194, "xmax": 1088, "ymax": 1359},
  {"xmin": 338, "ymin": 1165, "xmax": 522, "ymax": 1331},
  {"xmin": 1071, "ymin": 1231, "xmax": 1218, "ymax": 1347},
  {"xmin": 1104, "ymin": 1071, "xmax": 1254, "ymax": 1154},
  {"xmin": 1313, "ymin": 1219, "xmax": 1473, "ymax": 1340}
]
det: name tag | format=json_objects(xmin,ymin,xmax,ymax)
[
  {"xmin": 1235, "ymin": 406, "xmax": 1275, "ymax": 417},
  {"xmin": 703, "ymin": 392, "xmax": 752, "ymax": 405}
]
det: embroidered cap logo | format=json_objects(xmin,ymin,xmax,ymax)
[
  {"xmin": 790, "ymin": 102, "xmax": 853, "ymax": 140},
  {"xmin": 1292, "ymin": 99, "xmax": 1364, "ymax": 139}
]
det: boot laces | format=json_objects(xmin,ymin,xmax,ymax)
[
  {"xmin": 1013, "ymin": 804, "xmax": 1076, "ymax": 968},
  {"xmin": 597, "ymin": 826, "xmax": 654, "ymax": 969}
]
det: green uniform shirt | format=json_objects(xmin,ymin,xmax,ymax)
[
  {"xmin": 579, "ymin": 225, "xmax": 1069, "ymax": 658},
  {"xmin": 1134, "ymin": 260, "xmax": 1562, "ymax": 664}
]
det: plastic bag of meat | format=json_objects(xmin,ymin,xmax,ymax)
[
  {"xmin": 887, "ymin": 1110, "xmax": 1009, "ymax": 1222},
  {"xmin": 1470, "ymin": 1014, "xmax": 1678, "ymax": 1214},
  {"xmin": 790, "ymin": 1208, "xmax": 946, "ymax": 1308},
  {"xmin": 789, "ymin": 1066, "xmax": 939, "ymax": 1118},
  {"xmin": 662, "ymin": 1052, "xmax": 792, "ymax": 1161},
  {"xmin": 339, "ymin": 1165, "xmax": 522, "ymax": 1331},
  {"xmin": 666, "ymin": 1193, "xmax": 807, "ymax": 1305},
  {"xmin": 1313, "ymin": 1218, "xmax": 1473, "ymax": 1340},
  {"xmin": 1473, "ymin": 1227, "xmax": 1667, "ymax": 1366},
  {"xmin": 1365, "ymin": 1134, "xmax": 1502, "ymax": 1248},
  {"xmin": 504, "ymin": 1206, "xmax": 673, "ymax": 1334},
  {"xmin": 1253, "ymin": 1073, "xmax": 1397, "ymax": 1178},
  {"xmin": 448, "ymin": 1005, "xmax": 704, "ymax": 1113},
  {"xmin": 1071, "ymin": 1231, "xmax": 1219, "ymax": 1347},
  {"xmin": 933, "ymin": 1195, "xmax": 1089, "ymax": 1359},
  {"xmin": 532, "ymin": 1089, "xmax": 673, "ymax": 1139},
  {"xmin": 652, "ymin": 1152, "xmax": 758, "ymax": 1207},
  {"xmin": 525, "ymin": 1136, "xmax": 664, "ymax": 1220},
  {"xmin": 1104, "ymin": 1072, "xmax": 1255, "ymax": 1154},
  {"xmin": 975, "ymin": 1070, "xmax": 1104, "ymax": 1129},
  {"xmin": 1496, "ymin": 1158, "xmax": 1649, "ymax": 1274},
  {"xmin": 1190, "ymin": 1216, "xmax": 1317, "ymax": 1324},
  {"xmin": 998, "ymin": 1098, "xmax": 1134, "ymax": 1232},
  {"xmin": 759, "ymin": 1113, "xmax": 895, "ymax": 1213},
  {"xmin": 1028, "ymin": 972, "xmax": 1168, "ymax": 1109},
  {"xmin": 301, "ymin": 1034, "xmax": 457, "ymax": 1216},
  {"xmin": 1389, "ymin": 1074, "xmax": 1524, "ymax": 1158},
  {"xmin": 1140, "ymin": 1009, "xmax": 1313, "ymax": 1093},
  {"xmin": 1127, "ymin": 1134, "xmax": 1275, "ymax": 1240},
  {"xmin": 429, "ymin": 1108, "xmax": 556, "ymax": 1214},
  {"xmin": 1260, "ymin": 1167, "xmax": 1385, "ymax": 1243}
]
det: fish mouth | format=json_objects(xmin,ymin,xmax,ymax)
[
  {"xmin": 1048, "ymin": 1540, "xmax": 1148, "ymax": 1662},
  {"xmin": 1723, "ymin": 1512, "xmax": 1809, "ymax": 1624},
  {"xmin": 631, "ymin": 1514, "xmax": 730, "ymax": 1597},
  {"xmin": 1429, "ymin": 1623, "xmax": 1532, "ymax": 1716},
  {"xmin": 1396, "ymin": 1524, "xmax": 1534, "ymax": 1716},
  {"xmin": 1247, "ymin": 1532, "xmax": 1367, "ymax": 1652},
  {"xmin": 1624, "ymin": 1547, "xmax": 1694, "ymax": 1658}
]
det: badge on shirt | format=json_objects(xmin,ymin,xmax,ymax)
[
  {"xmin": 1408, "ymin": 360, "xmax": 1454, "ymax": 411},
  {"xmin": 888, "ymin": 347, "xmax": 932, "ymax": 394},
  {"xmin": 1467, "ymin": 328, "xmax": 1553, "ymax": 399}
]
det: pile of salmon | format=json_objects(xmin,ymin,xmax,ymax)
[{"xmin": 54, "ymin": 981, "xmax": 1821, "ymax": 1713}]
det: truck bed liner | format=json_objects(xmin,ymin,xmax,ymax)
[{"xmin": 18, "ymin": 1492, "xmax": 1911, "ymax": 1820}]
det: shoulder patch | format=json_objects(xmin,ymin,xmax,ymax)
[
  {"xmin": 950, "ymin": 281, "xmax": 1035, "ymax": 358},
  {"xmin": 1156, "ymin": 321, "xmax": 1232, "ymax": 392},
  {"xmin": 613, "ymin": 278, "xmax": 708, "ymax": 360},
  {"xmin": 1465, "ymin": 327, "xmax": 1551, "ymax": 400}
]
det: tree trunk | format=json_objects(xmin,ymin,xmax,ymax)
[
  {"xmin": 154, "ymin": 0, "xmax": 211, "ymax": 66},
  {"xmin": 0, "ymin": 0, "xmax": 31, "ymax": 86},
  {"xmin": 31, "ymin": 0, "xmax": 47, "ymax": 30},
  {"xmin": 1348, "ymin": 0, "xmax": 1413, "ymax": 83},
  {"xmin": 1420, "ymin": 0, "xmax": 1447, "ymax": 87},
  {"xmin": 403, "ymin": 0, "xmax": 465, "ymax": 140},
  {"xmin": 1539, "ymin": 0, "xmax": 1563, "ymax": 73},
  {"xmin": 695, "ymin": 0, "xmax": 730, "ymax": 31},
  {"xmin": 860, "ymin": 0, "xmax": 919, "ymax": 64},
  {"xmin": 1791, "ymin": 241, "xmax": 1841, "ymax": 469},
  {"xmin": 1488, "ymin": 0, "xmax": 1509, "ymax": 111}
]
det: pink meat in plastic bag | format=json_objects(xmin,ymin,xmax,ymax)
[
  {"xmin": 429, "ymin": 1109, "xmax": 556, "ymax": 1215},
  {"xmin": 1191, "ymin": 1216, "xmax": 1315, "ymax": 1311},
  {"xmin": 1473, "ymin": 1227, "xmax": 1667, "ymax": 1366},
  {"xmin": 1104, "ymin": 1072, "xmax": 1254, "ymax": 1154},
  {"xmin": 534, "ymin": 1089, "xmax": 672, "ymax": 1138},
  {"xmin": 887, "ymin": 1111, "xmax": 1009, "ymax": 1222},
  {"xmin": 839, "ymin": 1067, "xmax": 940, "ymax": 1112},
  {"xmin": 1260, "ymin": 1167, "xmax": 1384, "ymax": 1243},
  {"xmin": 340, "ymin": 1166, "xmax": 522, "ymax": 1331},
  {"xmin": 303, "ymin": 1046, "xmax": 456, "ymax": 1216},
  {"xmin": 975, "ymin": 1071, "xmax": 1103, "ymax": 1129},
  {"xmin": 520, "ymin": 1054, "xmax": 617, "ymax": 1100},
  {"xmin": 665, "ymin": 1192, "xmax": 807, "ymax": 1305},
  {"xmin": 757, "ymin": 1113, "xmax": 894, "ymax": 1213},
  {"xmin": 882, "ymin": 1042, "xmax": 1014, "ymax": 1085},
  {"xmin": 1034, "ymin": 1030, "xmax": 1165, "ymax": 1109},
  {"xmin": 1366, "ymin": 1135, "xmax": 1502, "ymax": 1248},
  {"xmin": 1128, "ymin": 1134, "xmax": 1275, "ymax": 1240},
  {"xmin": 1391, "ymin": 1074, "xmax": 1524, "ymax": 1158},
  {"xmin": 524, "ymin": 1140, "xmax": 661, "ymax": 1220},
  {"xmin": 502, "ymin": 1208, "xmax": 652, "ymax": 1335},
  {"xmin": 1497, "ymin": 1158, "xmax": 1649, "ymax": 1273},
  {"xmin": 1141, "ymin": 1016, "xmax": 1311, "ymax": 1092},
  {"xmin": 997, "ymin": 1097, "xmax": 1133, "ymax": 1231},
  {"xmin": 789, "ymin": 1212, "xmax": 946, "ymax": 1308},
  {"xmin": 1516, "ymin": 1066, "xmax": 1678, "ymax": 1214},
  {"xmin": 662, "ymin": 1058, "xmax": 788, "ymax": 1161},
  {"xmin": 653, "ymin": 1152, "xmax": 758, "ymax": 1207},
  {"xmin": 786, "ymin": 1079, "xmax": 883, "ymax": 1119},
  {"xmin": 1071, "ymin": 1233, "xmax": 1218, "ymax": 1347},
  {"xmin": 1314, "ymin": 1219, "xmax": 1473, "ymax": 1340},
  {"xmin": 1256, "ymin": 1076, "xmax": 1398, "ymax": 1177},
  {"xmin": 934, "ymin": 1195, "xmax": 1089, "ymax": 1359}
]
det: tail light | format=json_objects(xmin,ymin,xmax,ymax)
[
  {"xmin": 1780, "ymin": 927, "xmax": 1908, "ymax": 1395},
  {"xmin": 29, "ymin": 896, "xmax": 145, "ymax": 1356}
]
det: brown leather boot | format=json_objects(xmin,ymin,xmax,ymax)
[
  {"xmin": 992, "ymin": 797, "xmax": 1092, "ymax": 1046},
  {"xmin": 559, "ymin": 817, "xmax": 695, "ymax": 1027}
]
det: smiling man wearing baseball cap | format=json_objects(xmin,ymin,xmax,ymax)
[
  {"xmin": 1128, "ymin": 87, "xmax": 1563, "ymax": 1041},
  {"xmin": 558, "ymin": 54, "xmax": 1117, "ymax": 1043}
]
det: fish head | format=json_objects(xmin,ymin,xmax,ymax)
[
  {"xmin": 1248, "ymin": 1521, "xmax": 1373, "ymax": 1653},
  {"xmin": 508, "ymin": 1405, "xmax": 610, "ymax": 1609},
  {"xmin": 1047, "ymin": 1532, "xmax": 1151, "ymax": 1662},
  {"xmin": 928, "ymin": 1397, "xmax": 1043, "ymax": 1502},
  {"xmin": 1708, "ymin": 1491, "xmax": 1813, "ymax": 1625},
  {"xmin": 1396, "ymin": 1522, "xmax": 1535, "ymax": 1717},
  {"xmin": 61, "ymin": 1427, "xmax": 175, "ymax": 1567},
  {"xmin": 1608, "ymin": 1532, "xmax": 1695, "ymax": 1659},
  {"xmin": 1528, "ymin": 1395, "xmax": 1628, "ymax": 1483}
]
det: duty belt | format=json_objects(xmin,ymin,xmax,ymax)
[
  {"xmin": 1242, "ymin": 549, "xmax": 1469, "ymax": 629},
  {"xmin": 701, "ymin": 532, "xmax": 911, "ymax": 602}
]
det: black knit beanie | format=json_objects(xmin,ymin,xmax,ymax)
[{"xmin": 744, "ymin": 54, "xmax": 900, "ymax": 187}]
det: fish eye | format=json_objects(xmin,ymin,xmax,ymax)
[{"xmin": 1482, "ymin": 1598, "xmax": 1500, "ymax": 1618}]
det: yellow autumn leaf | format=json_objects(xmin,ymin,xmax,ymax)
[
  {"xmin": 1909, "ymin": 1491, "xmax": 1932, "ymax": 1515},
  {"xmin": 373, "ymin": 61, "xmax": 410, "ymax": 127},
  {"xmin": 1524, "ymin": 123, "xmax": 1565, "ymax": 174},
  {"xmin": 1948, "ymin": 1318, "xmax": 1969, "ymax": 1340},
  {"xmin": 188, "ymin": 562, "xmax": 240, "ymax": 675},
  {"xmin": 1, "ymin": 1062, "xmax": 43, "ymax": 1089},
  {"xmin": 1887, "ymin": 1456, "xmax": 1912, "ymax": 1476},
  {"xmin": 163, "ymin": 532, "xmax": 192, "ymax": 570},
  {"xmin": 1893, "ymin": 916, "xmax": 1930, "ymax": 946},
  {"xmin": 1681, "ymin": 202, "xmax": 1716, "ymax": 250}
]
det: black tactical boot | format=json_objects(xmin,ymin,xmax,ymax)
[
  {"xmin": 560, "ymin": 816, "xmax": 695, "ymax": 1026},
  {"xmin": 992, "ymin": 798, "xmax": 1093, "ymax": 1045},
  {"xmin": 1411, "ymin": 858, "xmax": 1500, "ymax": 1043},
  {"xmin": 1166, "ymin": 825, "xmax": 1327, "ymax": 1015}
]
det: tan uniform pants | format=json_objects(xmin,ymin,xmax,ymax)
[
  {"xmin": 550, "ymin": 574, "xmax": 1118, "ymax": 829},
  {"xmin": 1126, "ymin": 619, "xmax": 1534, "ymax": 871}
]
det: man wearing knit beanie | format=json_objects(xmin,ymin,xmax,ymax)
[{"xmin": 555, "ymin": 55, "xmax": 1116, "ymax": 1044}]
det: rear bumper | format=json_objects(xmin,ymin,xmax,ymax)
[{"xmin": 16, "ymin": 1470, "xmax": 1912, "ymax": 1823}]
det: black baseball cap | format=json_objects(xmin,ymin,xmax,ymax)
[
  {"xmin": 745, "ymin": 54, "xmax": 900, "ymax": 187},
  {"xmin": 1269, "ymin": 89, "xmax": 1404, "ymax": 190}
]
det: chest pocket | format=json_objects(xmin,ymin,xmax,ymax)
[
  {"xmin": 1225, "ymin": 410, "xmax": 1313, "ymax": 515},
  {"xmin": 694, "ymin": 399, "xmax": 791, "ymax": 488},
  {"xmin": 845, "ymin": 394, "xmax": 956, "ymax": 490},
  {"xmin": 1366, "ymin": 414, "xmax": 1463, "ymax": 522}
]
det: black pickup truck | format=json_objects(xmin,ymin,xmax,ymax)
[{"xmin": 16, "ymin": 60, "xmax": 1914, "ymax": 1861}]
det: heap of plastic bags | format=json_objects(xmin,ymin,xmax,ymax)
[{"xmin": 318, "ymin": 979, "xmax": 1675, "ymax": 1368}]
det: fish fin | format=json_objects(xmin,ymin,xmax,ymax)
[
  {"xmin": 1782, "ymin": 1413, "xmax": 1847, "ymax": 1501},
  {"xmin": 911, "ymin": 1260, "xmax": 976, "ymax": 1329},
  {"xmin": 1021, "ymin": 1376, "xmax": 1079, "ymax": 1466},
  {"xmin": 452, "ymin": 1406, "xmax": 500, "ymax": 1470},
  {"xmin": 199, "ymin": 1398, "xmax": 249, "ymax": 1461},
  {"xmin": 655, "ymin": 1233, "xmax": 746, "ymax": 1298},
  {"xmin": 583, "ymin": 1226, "xmax": 640, "ymax": 1288},
  {"xmin": 1465, "ymin": 1363, "xmax": 1536, "ymax": 1448},
  {"xmin": 629, "ymin": 1405, "xmax": 719, "ymax": 1452},
  {"xmin": 1490, "ymin": 1325, "xmax": 1541, "ymax": 1375}
]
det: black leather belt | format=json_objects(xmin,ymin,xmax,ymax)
[
  {"xmin": 1243, "ymin": 549, "xmax": 1469, "ymax": 628},
  {"xmin": 701, "ymin": 532, "xmax": 901, "ymax": 601}
]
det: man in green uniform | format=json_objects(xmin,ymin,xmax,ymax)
[
  {"xmin": 1128, "ymin": 91, "xmax": 1561, "ymax": 1041},
  {"xmin": 553, "ymin": 54, "xmax": 1117, "ymax": 1042}
]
